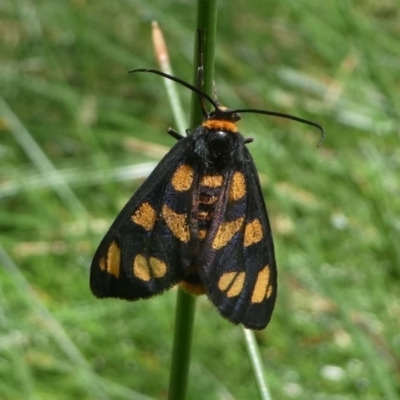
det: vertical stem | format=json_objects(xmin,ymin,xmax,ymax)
[
  {"xmin": 190, "ymin": 0, "xmax": 218, "ymax": 125},
  {"xmin": 168, "ymin": 289, "xmax": 197, "ymax": 400},
  {"xmin": 243, "ymin": 328, "xmax": 273, "ymax": 400},
  {"xmin": 168, "ymin": 1, "xmax": 218, "ymax": 399}
]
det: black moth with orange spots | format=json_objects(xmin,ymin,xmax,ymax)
[{"xmin": 90, "ymin": 68, "xmax": 324, "ymax": 330}]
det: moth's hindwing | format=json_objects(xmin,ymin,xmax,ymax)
[
  {"xmin": 198, "ymin": 147, "xmax": 277, "ymax": 330},
  {"xmin": 90, "ymin": 137, "xmax": 197, "ymax": 300}
]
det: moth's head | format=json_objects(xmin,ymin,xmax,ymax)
[{"xmin": 208, "ymin": 105, "xmax": 241, "ymax": 123}]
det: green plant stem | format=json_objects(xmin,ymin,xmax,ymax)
[
  {"xmin": 167, "ymin": 289, "xmax": 196, "ymax": 400},
  {"xmin": 190, "ymin": 0, "xmax": 218, "ymax": 126},
  {"xmin": 167, "ymin": 1, "xmax": 218, "ymax": 400},
  {"xmin": 243, "ymin": 328, "xmax": 273, "ymax": 400}
]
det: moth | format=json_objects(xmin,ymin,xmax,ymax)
[{"xmin": 90, "ymin": 68, "xmax": 323, "ymax": 330}]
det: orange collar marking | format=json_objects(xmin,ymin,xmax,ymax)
[{"xmin": 202, "ymin": 119, "xmax": 238, "ymax": 133}]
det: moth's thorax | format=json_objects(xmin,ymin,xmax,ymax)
[{"xmin": 193, "ymin": 124, "xmax": 244, "ymax": 174}]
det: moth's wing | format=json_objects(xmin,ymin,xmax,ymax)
[
  {"xmin": 90, "ymin": 136, "xmax": 198, "ymax": 300},
  {"xmin": 199, "ymin": 147, "xmax": 277, "ymax": 330}
]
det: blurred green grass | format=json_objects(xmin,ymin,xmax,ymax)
[{"xmin": 1, "ymin": 0, "xmax": 400, "ymax": 399}]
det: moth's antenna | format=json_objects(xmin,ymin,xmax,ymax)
[
  {"xmin": 233, "ymin": 108, "xmax": 325, "ymax": 145},
  {"xmin": 130, "ymin": 69, "xmax": 325, "ymax": 143},
  {"xmin": 129, "ymin": 68, "xmax": 220, "ymax": 111}
]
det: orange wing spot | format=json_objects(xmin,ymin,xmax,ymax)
[
  {"xmin": 229, "ymin": 172, "xmax": 246, "ymax": 201},
  {"xmin": 171, "ymin": 164, "xmax": 194, "ymax": 192},
  {"xmin": 244, "ymin": 219, "xmax": 263, "ymax": 247},
  {"xmin": 251, "ymin": 266, "xmax": 271, "ymax": 303},
  {"xmin": 202, "ymin": 119, "xmax": 238, "ymax": 132},
  {"xmin": 132, "ymin": 202, "xmax": 157, "ymax": 231},
  {"xmin": 105, "ymin": 241, "xmax": 120, "ymax": 278},
  {"xmin": 200, "ymin": 174, "xmax": 224, "ymax": 188},
  {"xmin": 162, "ymin": 205, "xmax": 190, "ymax": 242},
  {"xmin": 218, "ymin": 272, "xmax": 236, "ymax": 291},
  {"xmin": 133, "ymin": 255, "xmax": 167, "ymax": 281},
  {"xmin": 133, "ymin": 254, "xmax": 151, "ymax": 281},
  {"xmin": 212, "ymin": 217, "xmax": 244, "ymax": 249},
  {"xmin": 149, "ymin": 257, "xmax": 167, "ymax": 278},
  {"xmin": 228, "ymin": 272, "xmax": 245, "ymax": 297},
  {"xmin": 218, "ymin": 271, "xmax": 246, "ymax": 298},
  {"xmin": 266, "ymin": 284, "xmax": 274, "ymax": 299}
]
